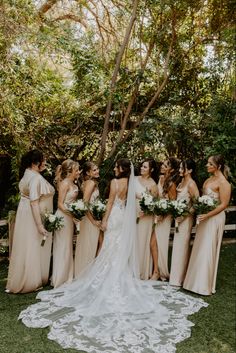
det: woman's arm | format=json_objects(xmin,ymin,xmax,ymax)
[
  {"xmin": 198, "ymin": 180, "xmax": 231, "ymax": 222},
  {"xmin": 58, "ymin": 180, "xmax": 72, "ymax": 216},
  {"xmin": 83, "ymin": 180, "xmax": 101, "ymax": 227},
  {"xmin": 150, "ymin": 183, "xmax": 158, "ymax": 197},
  {"xmin": 31, "ymin": 200, "xmax": 47, "ymax": 235},
  {"xmin": 101, "ymin": 179, "xmax": 117, "ymax": 231}
]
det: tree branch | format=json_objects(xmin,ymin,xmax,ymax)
[
  {"xmin": 97, "ymin": 0, "xmax": 139, "ymax": 165},
  {"xmin": 108, "ymin": 8, "xmax": 177, "ymax": 155},
  {"xmin": 38, "ymin": 0, "xmax": 58, "ymax": 16}
]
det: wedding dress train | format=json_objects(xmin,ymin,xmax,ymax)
[{"xmin": 19, "ymin": 166, "xmax": 207, "ymax": 353}]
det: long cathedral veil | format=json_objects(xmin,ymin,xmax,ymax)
[
  {"xmin": 19, "ymin": 160, "xmax": 208, "ymax": 353},
  {"xmin": 115, "ymin": 162, "xmax": 140, "ymax": 278}
]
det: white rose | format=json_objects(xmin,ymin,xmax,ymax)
[{"xmin": 49, "ymin": 214, "xmax": 56, "ymax": 223}]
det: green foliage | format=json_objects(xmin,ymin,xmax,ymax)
[{"xmin": 0, "ymin": 0, "xmax": 235, "ymax": 211}]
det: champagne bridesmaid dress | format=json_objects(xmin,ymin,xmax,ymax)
[
  {"xmin": 51, "ymin": 185, "xmax": 78, "ymax": 288},
  {"xmin": 74, "ymin": 187, "xmax": 100, "ymax": 277},
  {"xmin": 169, "ymin": 183, "xmax": 193, "ymax": 286},
  {"xmin": 135, "ymin": 177, "xmax": 153, "ymax": 280},
  {"xmin": 154, "ymin": 179, "xmax": 172, "ymax": 280},
  {"xmin": 183, "ymin": 188, "xmax": 225, "ymax": 295},
  {"xmin": 6, "ymin": 169, "xmax": 55, "ymax": 293}
]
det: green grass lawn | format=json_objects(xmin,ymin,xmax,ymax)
[{"xmin": 0, "ymin": 243, "xmax": 235, "ymax": 353}]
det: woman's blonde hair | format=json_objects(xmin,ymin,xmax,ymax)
[{"xmin": 54, "ymin": 159, "xmax": 79, "ymax": 187}]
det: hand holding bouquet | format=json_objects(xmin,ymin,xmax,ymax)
[
  {"xmin": 192, "ymin": 195, "xmax": 218, "ymax": 224},
  {"xmin": 152, "ymin": 198, "xmax": 171, "ymax": 228},
  {"xmin": 68, "ymin": 199, "xmax": 88, "ymax": 232},
  {"xmin": 137, "ymin": 191, "xmax": 155, "ymax": 223},
  {"xmin": 89, "ymin": 198, "xmax": 106, "ymax": 221},
  {"xmin": 41, "ymin": 212, "xmax": 64, "ymax": 246},
  {"xmin": 169, "ymin": 199, "xmax": 189, "ymax": 232}
]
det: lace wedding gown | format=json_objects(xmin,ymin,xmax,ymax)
[{"xmin": 19, "ymin": 166, "xmax": 207, "ymax": 353}]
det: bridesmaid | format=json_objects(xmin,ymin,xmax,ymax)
[
  {"xmin": 154, "ymin": 157, "xmax": 180, "ymax": 281},
  {"xmin": 183, "ymin": 155, "xmax": 231, "ymax": 295},
  {"xmin": 51, "ymin": 159, "xmax": 80, "ymax": 288},
  {"xmin": 6, "ymin": 150, "xmax": 55, "ymax": 293},
  {"xmin": 135, "ymin": 158, "xmax": 159, "ymax": 280},
  {"xmin": 169, "ymin": 159, "xmax": 199, "ymax": 287},
  {"xmin": 74, "ymin": 161, "xmax": 101, "ymax": 277}
]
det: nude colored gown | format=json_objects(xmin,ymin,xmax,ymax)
[
  {"xmin": 74, "ymin": 187, "xmax": 100, "ymax": 277},
  {"xmin": 6, "ymin": 169, "xmax": 55, "ymax": 293},
  {"xmin": 169, "ymin": 183, "xmax": 193, "ymax": 286},
  {"xmin": 51, "ymin": 185, "xmax": 78, "ymax": 288},
  {"xmin": 135, "ymin": 177, "xmax": 153, "ymax": 280},
  {"xmin": 183, "ymin": 188, "xmax": 225, "ymax": 295},
  {"xmin": 154, "ymin": 179, "xmax": 172, "ymax": 280}
]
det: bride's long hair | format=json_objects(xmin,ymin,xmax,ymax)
[{"xmin": 115, "ymin": 158, "xmax": 131, "ymax": 179}]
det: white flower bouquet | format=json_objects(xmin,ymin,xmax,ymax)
[
  {"xmin": 153, "ymin": 199, "xmax": 170, "ymax": 217},
  {"xmin": 68, "ymin": 199, "xmax": 88, "ymax": 233},
  {"xmin": 41, "ymin": 212, "xmax": 64, "ymax": 246},
  {"xmin": 89, "ymin": 198, "xmax": 107, "ymax": 221},
  {"xmin": 68, "ymin": 199, "xmax": 88, "ymax": 221},
  {"xmin": 169, "ymin": 199, "xmax": 189, "ymax": 232},
  {"xmin": 137, "ymin": 191, "xmax": 155, "ymax": 223},
  {"xmin": 192, "ymin": 195, "xmax": 218, "ymax": 224},
  {"xmin": 152, "ymin": 198, "xmax": 171, "ymax": 229}
]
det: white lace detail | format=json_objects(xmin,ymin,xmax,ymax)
[{"xmin": 19, "ymin": 165, "xmax": 208, "ymax": 353}]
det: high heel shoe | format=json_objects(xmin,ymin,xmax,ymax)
[{"xmin": 149, "ymin": 271, "xmax": 160, "ymax": 281}]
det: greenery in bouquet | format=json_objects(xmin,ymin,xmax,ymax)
[
  {"xmin": 152, "ymin": 198, "xmax": 171, "ymax": 230},
  {"xmin": 68, "ymin": 199, "xmax": 88, "ymax": 221},
  {"xmin": 153, "ymin": 199, "xmax": 170, "ymax": 217},
  {"xmin": 89, "ymin": 198, "xmax": 106, "ymax": 221},
  {"xmin": 41, "ymin": 212, "xmax": 64, "ymax": 246},
  {"xmin": 169, "ymin": 199, "xmax": 189, "ymax": 232},
  {"xmin": 192, "ymin": 195, "xmax": 219, "ymax": 215},
  {"xmin": 137, "ymin": 191, "xmax": 155, "ymax": 223},
  {"xmin": 192, "ymin": 195, "xmax": 219, "ymax": 224}
]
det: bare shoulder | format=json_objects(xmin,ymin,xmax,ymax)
[
  {"xmin": 203, "ymin": 177, "xmax": 212, "ymax": 188},
  {"xmin": 219, "ymin": 177, "xmax": 231, "ymax": 190},
  {"xmin": 84, "ymin": 179, "xmax": 95, "ymax": 187}
]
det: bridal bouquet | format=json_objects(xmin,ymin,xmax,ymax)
[
  {"xmin": 192, "ymin": 195, "xmax": 218, "ymax": 224},
  {"xmin": 137, "ymin": 191, "xmax": 155, "ymax": 223},
  {"xmin": 89, "ymin": 198, "xmax": 107, "ymax": 221},
  {"xmin": 169, "ymin": 199, "xmax": 189, "ymax": 232},
  {"xmin": 41, "ymin": 212, "xmax": 64, "ymax": 246}
]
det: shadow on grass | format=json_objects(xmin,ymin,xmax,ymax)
[{"xmin": 0, "ymin": 244, "xmax": 235, "ymax": 353}]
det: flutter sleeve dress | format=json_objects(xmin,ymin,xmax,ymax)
[{"xmin": 6, "ymin": 169, "xmax": 55, "ymax": 293}]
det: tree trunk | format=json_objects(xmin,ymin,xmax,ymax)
[{"xmin": 97, "ymin": 0, "xmax": 139, "ymax": 165}]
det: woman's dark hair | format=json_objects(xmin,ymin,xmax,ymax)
[
  {"xmin": 115, "ymin": 158, "xmax": 131, "ymax": 179},
  {"xmin": 163, "ymin": 157, "xmax": 180, "ymax": 196},
  {"xmin": 181, "ymin": 159, "xmax": 197, "ymax": 182},
  {"xmin": 82, "ymin": 161, "xmax": 97, "ymax": 180},
  {"xmin": 19, "ymin": 149, "xmax": 44, "ymax": 179},
  {"xmin": 139, "ymin": 158, "xmax": 160, "ymax": 183},
  {"xmin": 210, "ymin": 154, "xmax": 230, "ymax": 179}
]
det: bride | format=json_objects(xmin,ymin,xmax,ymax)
[{"xmin": 19, "ymin": 158, "xmax": 207, "ymax": 353}]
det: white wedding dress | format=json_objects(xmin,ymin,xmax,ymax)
[{"xmin": 19, "ymin": 166, "xmax": 207, "ymax": 353}]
